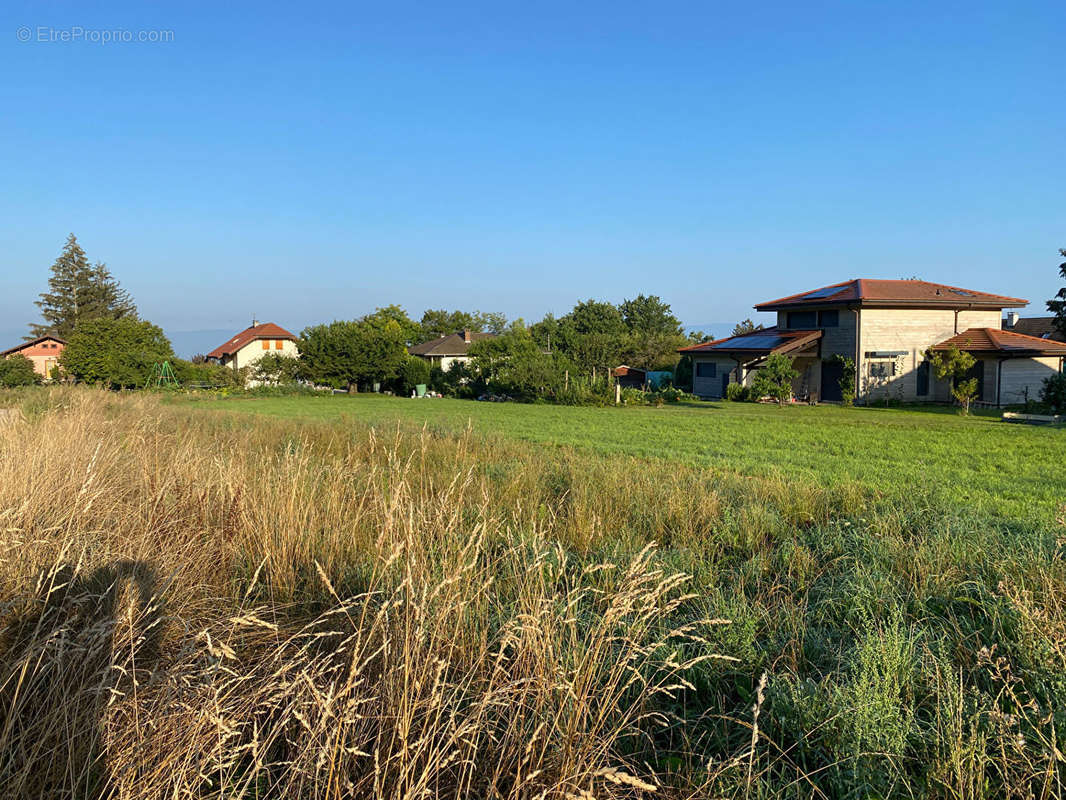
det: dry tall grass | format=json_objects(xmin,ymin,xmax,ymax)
[
  {"xmin": 4, "ymin": 389, "xmax": 1063, "ymax": 799},
  {"xmin": 0, "ymin": 390, "xmax": 732, "ymax": 799}
]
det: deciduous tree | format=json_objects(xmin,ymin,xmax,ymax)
[
  {"xmin": 251, "ymin": 353, "xmax": 302, "ymax": 384},
  {"xmin": 751, "ymin": 353, "xmax": 797, "ymax": 405},
  {"xmin": 60, "ymin": 318, "xmax": 174, "ymax": 389},
  {"xmin": 418, "ymin": 309, "xmax": 507, "ymax": 341},
  {"xmin": 299, "ymin": 313, "xmax": 408, "ymax": 391},
  {"xmin": 926, "ymin": 346, "xmax": 978, "ymax": 414}
]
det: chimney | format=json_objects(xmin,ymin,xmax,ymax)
[
  {"xmin": 1004, "ymin": 311, "xmax": 1019, "ymax": 329},
  {"xmin": 463, "ymin": 329, "xmax": 472, "ymax": 343},
  {"xmin": 251, "ymin": 316, "xmax": 259, "ymax": 328}
]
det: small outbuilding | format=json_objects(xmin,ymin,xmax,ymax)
[{"xmin": 611, "ymin": 365, "xmax": 647, "ymax": 389}]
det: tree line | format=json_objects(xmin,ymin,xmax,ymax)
[{"xmin": 6, "ymin": 235, "xmax": 1066, "ymax": 408}]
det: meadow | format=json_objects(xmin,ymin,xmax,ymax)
[
  {"xmin": 1, "ymin": 388, "xmax": 1064, "ymax": 799},
  {"xmin": 189, "ymin": 393, "xmax": 1063, "ymax": 524}
]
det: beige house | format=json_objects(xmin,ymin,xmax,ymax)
[
  {"xmin": 206, "ymin": 322, "xmax": 299, "ymax": 377},
  {"xmin": 409, "ymin": 330, "xmax": 495, "ymax": 372},
  {"xmin": 1, "ymin": 335, "xmax": 65, "ymax": 379},
  {"xmin": 682, "ymin": 279, "xmax": 1066, "ymax": 406}
]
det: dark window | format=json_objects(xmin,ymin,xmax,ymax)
[
  {"xmin": 916, "ymin": 360, "xmax": 930, "ymax": 396},
  {"xmin": 787, "ymin": 311, "xmax": 817, "ymax": 329},
  {"xmin": 695, "ymin": 362, "xmax": 717, "ymax": 378},
  {"xmin": 869, "ymin": 360, "xmax": 896, "ymax": 378},
  {"xmin": 818, "ymin": 310, "xmax": 839, "ymax": 328}
]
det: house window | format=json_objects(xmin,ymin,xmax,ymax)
[
  {"xmin": 262, "ymin": 340, "xmax": 270, "ymax": 350},
  {"xmin": 696, "ymin": 362, "xmax": 717, "ymax": 378},
  {"xmin": 275, "ymin": 340, "xmax": 283, "ymax": 350},
  {"xmin": 818, "ymin": 310, "xmax": 839, "ymax": 328},
  {"xmin": 916, "ymin": 360, "xmax": 930, "ymax": 396},
  {"xmin": 787, "ymin": 311, "xmax": 817, "ymax": 329},
  {"xmin": 869, "ymin": 360, "xmax": 896, "ymax": 378}
]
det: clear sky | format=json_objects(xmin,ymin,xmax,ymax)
[{"xmin": 2, "ymin": 0, "xmax": 1063, "ymax": 348}]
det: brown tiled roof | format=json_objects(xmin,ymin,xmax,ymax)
[
  {"xmin": 1007, "ymin": 316, "xmax": 1064, "ymax": 342},
  {"xmin": 408, "ymin": 331, "xmax": 494, "ymax": 357},
  {"xmin": 679, "ymin": 327, "xmax": 822, "ymax": 355},
  {"xmin": 932, "ymin": 328, "xmax": 1066, "ymax": 356},
  {"xmin": 206, "ymin": 323, "xmax": 296, "ymax": 359},
  {"xmin": 1, "ymin": 335, "xmax": 66, "ymax": 357},
  {"xmin": 755, "ymin": 279, "xmax": 1027, "ymax": 311}
]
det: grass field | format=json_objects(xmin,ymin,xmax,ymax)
[
  {"xmin": 2, "ymin": 388, "xmax": 1064, "ymax": 798},
  {"xmin": 188, "ymin": 393, "xmax": 1065, "ymax": 524}
]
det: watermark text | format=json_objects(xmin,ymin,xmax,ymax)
[{"xmin": 17, "ymin": 26, "xmax": 174, "ymax": 44}]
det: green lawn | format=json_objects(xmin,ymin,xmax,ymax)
[{"xmin": 185, "ymin": 394, "xmax": 1064, "ymax": 523}]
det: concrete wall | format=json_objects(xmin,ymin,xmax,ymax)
[
  {"xmin": 999, "ymin": 357, "xmax": 1063, "ymax": 405},
  {"xmin": 691, "ymin": 356, "xmax": 737, "ymax": 398},
  {"xmin": 858, "ymin": 308, "xmax": 1001, "ymax": 403}
]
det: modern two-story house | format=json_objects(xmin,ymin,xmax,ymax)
[{"xmin": 682, "ymin": 279, "xmax": 1066, "ymax": 406}]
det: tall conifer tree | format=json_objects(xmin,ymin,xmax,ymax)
[{"xmin": 30, "ymin": 234, "xmax": 137, "ymax": 338}]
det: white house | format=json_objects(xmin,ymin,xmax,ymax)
[{"xmin": 205, "ymin": 321, "xmax": 299, "ymax": 377}]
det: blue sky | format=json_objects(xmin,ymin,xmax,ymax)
[{"xmin": 2, "ymin": 0, "xmax": 1063, "ymax": 353}]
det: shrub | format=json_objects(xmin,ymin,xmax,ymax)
[
  {"xmin": 646, "ymin": 386, "xmax": 691, "ymax": 404},
  {"xmin": 392, "ymin": 356, "xmax": 431, "ymax": 396},
  {"xmin": 833, "ymin": 355, "xmax": 856, "ymax": 407},
  {"xmin": 1040, "ymin": 372, "xmax": 1066, "ymax": 413},
  {"xmin": 430, "ymin": 361, "xmax": 478, "ymax": 398},
  {"xmin": 173, "ymin": 359, "xmax": 245, "ymax": 388},
  {"xmin": 251, "ymin": 353, "xmax": 302, "ymax": 385},
  {"xmin": 0, "ymin": 354, "xmax": 41, "ymax": 387},
  {"xmin": 750, "ymin": 353, "xmax": 797, "ymax": 404},
  {"xmin": 724, "ymin": 382, "xmax": 748, "ymax": 402}
]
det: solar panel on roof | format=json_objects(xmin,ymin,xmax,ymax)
[
  {"xmin": 711, "ymin": 334, "xmax": 788, "ymax": 350},
  {"xmin": 949, "ymin": 289, "xmax": 975, "ymax": 297},
  {"xmin": 800, "ymin": 286, "xmax": 846, "ymax": 299}
]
